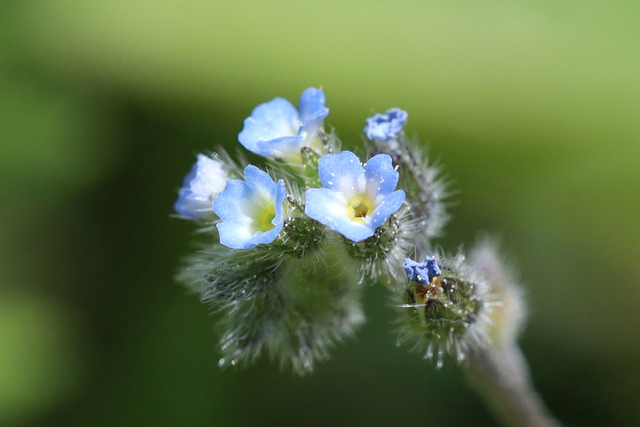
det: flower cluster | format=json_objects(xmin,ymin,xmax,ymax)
[{"xmin": 173, "ymin": 87, "xmax": 518, "ymax": 374}]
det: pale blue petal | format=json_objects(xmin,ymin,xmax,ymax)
[
  {"xmin": 256, "ymin": 136, "xmax": 305, "ymax": 160},
  {"xmin": 238, "ymin": 98, "xmax": 299, "ymax": 155},
  {"xmin": 364, "ymin": 154, "xmax": 398, "ymax": 199},
  {"xmin": 272, "ymin": 179, "xmax": 286, "ymax": 225},
  {"xmin": 298, "ymin": 88, "xmax": 326, "ymax": 120},
  {"xmin": 366, "ymin": 190, "xmax": 405, "ymax": 230},
  {"xmin": 243, "ymin": 165, "xmax": 276, "ymax": 201},
  {"xmin": 174, "ymin": 189, "xmax": 216, "ymax": 219},
  {"xmin": 174, "ymin": 154, "xmax": 228, "ymax": 218},
  {"xmin": 337, "ymin": 222, "xmax": 377, "ymax": 242},
  {"xmin": 189, "ymin": 154, "xmax": 227, "ymax": 197},
  {"xmin": 180, "ymin": 160, "xmax": 198, "ymax": 187},
  {"xmin": 305, "ymin": 188, "xmax": 375, "ymax": 242},
  {"xmin": 217, "ymin": 218, "xmax": 256, "ymax": 249},
  {"xmin": 248, "ymin": 221, "xmax": 284, "ymax": 247},
  {"xmin": 174, "ymin": 188, "xmax": 204, "ymax": 219},
  {"xmin": 174, "ymin": 159, "xmax": 203, "ymax": 218},
  {"xmin": 305, "ymin": 188, "xmax": 346, "ymax": 225},
  {"xmin": 213, "ymin": 180, "xmax": 252, "ymax": 221},
  {"xmin": 318, "ymin": 151, "xmax": 365, "ymax": 198},
  {"xmin": 298, "ymin": 107, "xmax": 330, "ymax": 141}
]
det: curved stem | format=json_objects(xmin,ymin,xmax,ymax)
[{"xmin": 466, "ymin": 343, "xmax": 562, "ymax": 427}]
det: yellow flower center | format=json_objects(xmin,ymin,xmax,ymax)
[
  {"xmin": 346, "ymin": 196, "xmax": 374, "ymax": 224},
  {"xmin": 256, "ymin": 204, "xmax": 276, "ymax": 232}
]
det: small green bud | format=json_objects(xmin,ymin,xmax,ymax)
[
  {"xmin": 275, "ymin": 215, "xmax": 325, "ymax": 258},
  {"xmin": 395, "ymin": 252, "xmax": 493, "ymax": 368}
]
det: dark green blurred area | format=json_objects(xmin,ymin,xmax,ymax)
[{"xmin": 2, "ymin": 1, "xmax": 639, "ymax": 425}]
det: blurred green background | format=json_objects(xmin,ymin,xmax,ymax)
[{"xmin": 1, "ymin": 0, "xmax": 639, "ymax": 425}]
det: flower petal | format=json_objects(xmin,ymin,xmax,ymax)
[
  {"xmin": 298, "ymin": 88, "xmax": 326, "ymax": 120},
  {"xmin": 298, "ymin": 107, "xmax": 330, "ymax": 141},
  {"xmin": 213, "ymin": 179, "xmax": 253, "ymax": 221},
  {"xmin": 305, "ymin": 188, "xmax": 375, "ymax": 242},
  {"xmin": 217, "ymin": 217, "xmax": 256, "ymax": 249},
  {"xmin": 190, "ymin": 154, "xmax": 226, "ymax": 196},
  {"xmin": 174, "ymin": 154, "xmax": 227, "ymax": 219},
  {"xmin": 366, "ymin": 189, "xmax": 405, "ymax": 230},
  {"xmin": 248, "ymin": 221, "xmax": 284, "ymax": 247},
  {"xmin": 272, "ymin": 179, "xmax": 286, "ymax": 225},
  {"xmin": 256, "ymin": 136, "xmax": 305, "ymax": 161},
  {"xmin": 238, "ymin": 98, "xmax": 299, "ymax": 155},
  {"xmin": 318, "ymin": 151, "xmax": 365, "ymax": 199},
  {"xmin": 364, "ymin": 153, "xmax": 399, "ymax": 199},
  {"xmin": 244, "ymin": 165, "xmax": 276, "ymax": 201},
  {"xmin": 174, "ymin": 188, "xmax": 204, "ymax": 219}
]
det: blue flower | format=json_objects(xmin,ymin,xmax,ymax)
[
  {"xmin": 213, "ymin": 165, "xmax": 286, "ymax": 249},
  {"xmin": 304, "ymin": 151, "xmax": 405, "ymax": 242},
  {"xmin": 403, "ymin": 256, "xmax": 441, "ymax": 284},
  {"xmin": 238, "ymin": 88, "xmax": 330, "ymax": 162},
  {"xmin": 364, "ymin": 108, "xmax": 408, "ymax": 143},
  {"xmin": 174, "ymin": 154, "xmax": 228, "ymax": 219}
]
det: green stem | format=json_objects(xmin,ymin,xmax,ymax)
[{"xmin": 466, "ymin": 343, "xmax": 562, "ymax": 427}]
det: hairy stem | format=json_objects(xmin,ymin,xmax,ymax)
[{"xmin": 466, "ymin": 344, "xmax": 561, "ymax": 427}]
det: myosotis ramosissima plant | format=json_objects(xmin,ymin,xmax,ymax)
[{"xmin": 174, "ymin": 89, "xmax": 560, "ymax": 426}]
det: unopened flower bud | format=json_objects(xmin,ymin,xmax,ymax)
[{"xmin": 395, "ymin": 252, "xmax": 493, "ymax": 367}]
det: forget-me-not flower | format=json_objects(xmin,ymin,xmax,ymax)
[
  {"xmin": 304, "ymin": 151, "xmax": 405, "ymax": 242},
  {"xmin": 403, "ymin": 256, "xmax": 441, "ymax": 284},
  {"xmin": 364, "ymin": 108, "xmax": 408, "ymax": 143},
  {"xmin": 174, "ymin": 154, "xmax": 228, "ymax": 219},
  {"xmin": 214, "ymin": 165, "xmax": 286, "ymax": 249},
  {"xmin": 238, "ymin": 88, "xmax": 330, "ymax": 162}
]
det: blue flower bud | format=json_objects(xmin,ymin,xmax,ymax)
[
  {"xmin": 396, "ymin": 252, "xmax": 493, "ymax": 367},
  {"xmin": 174, "ymin": 154, "xmax": 228, "ymax": 219},
  {"xmin": 364, "ymin": 108, "xmax": 408, "ymax": 143},
  {"xmin": 403, "ymin": 255, "xmax": 441, "ymax": 284}
]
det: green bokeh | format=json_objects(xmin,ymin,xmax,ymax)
[{"xmin": 1, "ymin": 1, "xmax": 639, "ymax": 425}]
